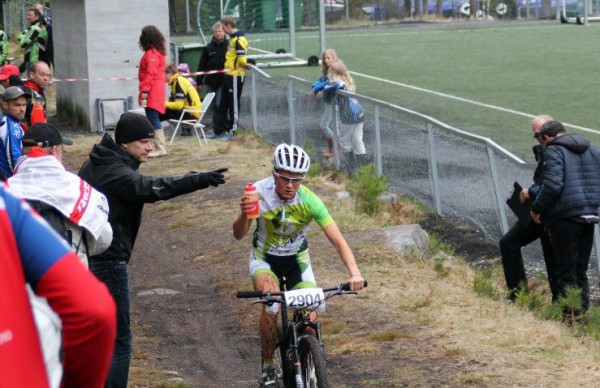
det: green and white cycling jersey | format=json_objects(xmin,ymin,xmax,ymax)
[{"xmin": 251, "ymin": 176, "xmax": 334, "ymax": 260}]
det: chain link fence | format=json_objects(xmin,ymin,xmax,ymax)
[{"xmin": 238, "ymin": 71, "xmax": 600, "ymax": 296}]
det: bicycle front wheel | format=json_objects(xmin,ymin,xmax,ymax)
[{"xmin": 298, "ymin": 335, "xmax": 329, "ymax": 388}]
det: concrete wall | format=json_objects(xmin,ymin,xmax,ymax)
[{"xmin": 53, "ymin": 0, "xmax": 170, "ymax": 131}]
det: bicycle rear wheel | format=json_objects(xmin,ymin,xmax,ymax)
[{"xmin": 298, "ymin": 335, "xmax": 329, "ymax": 388}]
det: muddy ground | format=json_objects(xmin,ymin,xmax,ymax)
[{"xmin": 56, "ymin": 117, "xmax": 508, "ymax": 388}]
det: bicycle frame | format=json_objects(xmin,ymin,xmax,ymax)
[{"xmin": 236, "ymin": 281, "xmax": 368, "ymax": 388}]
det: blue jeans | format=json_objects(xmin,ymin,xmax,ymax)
[
  {"xmin": 90, "ymin": 259, "xmax": 131, "ymax": 388},
  {"xmin": 145, "ymin": 107, "xmax": 162, "ymax": 130},
  {"xmin": 203, "ymin": 84, "xmax": 222, "ymax": 125}
]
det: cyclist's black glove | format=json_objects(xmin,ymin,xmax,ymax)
[{"xmin": 194, "ymin": 168, "xmax": 228, "ymax": 188}]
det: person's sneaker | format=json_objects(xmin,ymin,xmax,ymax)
[
  {"xmin": 260, "ymin": 363, "xmax": 282, "ymax": 386},
  {"xmin": 204, "ymin": 132, "xmax": 217, "ymax": 139},
  {"xmin": 217, "ymin": 132, "xmax": 235, "ymax": 142}
]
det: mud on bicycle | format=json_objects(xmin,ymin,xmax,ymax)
[{"xmin": 237, "ymin": 280, "xmax": 368, "ymax": 388}]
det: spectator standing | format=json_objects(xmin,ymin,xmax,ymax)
[
  {"xmin": 0, "ymin": 28, "xmax": 9, "ymax": 65},
  {"xmin": 153, "ymin": 62, "xmax": 201, "ymax": 148},
  {"xmin": 0, "ymin": 185, "xmax": 116, "ymax": 388},
  {"xmin": 499, "ymin": 115, "xmax": 556, "ymax": 302},
  {"xmin": 196, "ymin": 21, "xmax": 227, "ymax": 133},
  {"xmin": 18, "ymin": 7, "xmax": 48, "ymax": 75},
  {"xmin": 138, "ymin": 25, "xmax": 167, "ymax": 158},
  {"xmin": 79, "ymin": 112, "xmax": 228, "ymax": 387},
  {"xmin": 7, "ymin": 123, "xmax": 113, "ymax": 267},
  {"xmin": 0, "ymin": 64, "xmax": 24, "ymax": 89},
  {"xmin": 311, "ymin": 48, "xmax": 339, "ymax": 157},
  {"xmin": 233, "ymin": 143, "xmax": 364, "ymax": 384},
  {"xmin": 212, "ymin": 16, "xmax": 248, "ymax": 142},
  {"xmin": 23, "ymin": 60, "xmax": 50, "ymax": 126},
  {"xmin": 33, "ymin": 3, "xmax": 53, "ymax": 69},
  {"xmin": 0, "ymin": 86, "xmax": 30, "ymax": 178},
  {"xmin": 323, "ymin": 62, "xmax": 366, "ymax": 167},
  {"xmin": 531, "ymin": 121, "xmax": 600, "ymax": 316}
]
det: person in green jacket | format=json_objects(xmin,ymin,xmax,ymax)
[
  {"xmin": 0, "ymin": 29, "xmax": 9, "ymax": 65},
  {"xmin": 18, "ymin": 7, "xmax": 48, "ymax": 75}
]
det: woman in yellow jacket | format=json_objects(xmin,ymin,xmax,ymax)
[{"xmin": 150, "ymin": 63, "xmax": 202, "ymax": 157}]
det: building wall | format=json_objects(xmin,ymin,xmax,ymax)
[{"xmin": 53, "ymin": 0, "xmax": 170, "ymax": 131}]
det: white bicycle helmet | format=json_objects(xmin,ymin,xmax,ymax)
[{"xmin": 272, "ymin": 143, "xmax": 310, "ymax": 174}]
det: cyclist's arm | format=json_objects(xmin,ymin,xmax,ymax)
[
  {"xmin": 322, "ymin": 222, "xmax": 364, "ymax": 291},
  {"xmin": 233, "ymin": 195, "xmax": 255, "ymax": 240},
  {"xmin": 233, "ymin": 212, "xmax": 252, "ymax": 240}
]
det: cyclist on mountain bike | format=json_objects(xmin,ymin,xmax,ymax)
[{"xmin": 233, "ymin": 143, "xmax": 365, "ymax": 385}]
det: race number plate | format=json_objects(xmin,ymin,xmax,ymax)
[{"xmin": 284, "ymin": 288, "xmax": 326, "ymax": 312}]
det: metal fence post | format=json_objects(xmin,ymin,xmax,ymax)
[
  {"xmin": 595, "ymin": 225, "xmax": 600, "ymax": 275},
  {"xmin": 374, "ymin": 105, "xmax": 382, "ymax": 177},
  {"xmin": 427, "ymin": 122, "xmax": 442, "ymax": 215},
  {"xmin": 332, "ymin": 103, "xmax": 340, "ymax": 170},
  {"xmin": 287, "ymin": 79, "xmax": 296, "ymax": 144},
  {"xmin": 251, "ymin": 70, "xmax": 258, "ymax": 134},
  {"xmin": 487, "ymin": 144, "xmax": 509, "ymax": 234}
]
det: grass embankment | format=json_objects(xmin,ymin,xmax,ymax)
[{"xmin": 65, "ymin": 130, "xmax": 600, "ymax": 387}]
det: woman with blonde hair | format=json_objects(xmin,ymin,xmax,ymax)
[
  {"xmin": 311, "ymin": 48, "xmax": 339, "ymax": 157},
  {"xmin": 323, "ymin": 62, "xmax": 366, "ymax": 166}
]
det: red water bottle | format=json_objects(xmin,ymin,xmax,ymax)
[{"xmin": 243, "ymin": 183, "xmax": 259, "ymax": 219}]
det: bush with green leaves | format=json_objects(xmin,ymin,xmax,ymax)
[{"xmin": 348, "ymin": 164, "xmax": 388, "ymax": 215}]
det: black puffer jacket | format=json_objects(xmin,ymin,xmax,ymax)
[
  {"xmin": 196, "ymin": 37, "xmax": 227, "ymax": 89},
  {"xmin": 527, "ymin": 144, "xmax": 544, "ymax": 200},
  {"xmin": 531, "ymin": 133, "xmax": 600, "ymax": 226},
  {"xmin": 79, "ymin": 133, "xmax": 224, "ymax": 262}
]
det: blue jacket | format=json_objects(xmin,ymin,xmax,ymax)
[
  {"xmin": 323, "ymin": 80, "xmax": 364, "ymax": 125},
  {"xmin": 311, "ymin": 76, "xmax": 328, "ymax": 95},
  {"xmin": 531, "ymin": 133, "xmax": 600, "ymax": 226},
  {"xmin": 0, "ymin": 114, "xmax": 24, "ymax": 178}
]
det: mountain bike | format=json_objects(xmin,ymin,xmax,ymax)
[{"xmin": 236, "ymin": 280, "xmax": 367, "ymax": 388}]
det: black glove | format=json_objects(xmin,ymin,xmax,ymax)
[{"xmin": 195, "ymin": 168, "xmax": 228, "ymax": 188}]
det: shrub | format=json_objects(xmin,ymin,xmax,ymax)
[{"xmin": 348, "ymin": 164, "xmax": 388, "ymax": 215}]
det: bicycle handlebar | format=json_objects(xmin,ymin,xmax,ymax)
[{"xmin": 236, "ymin": 280, "xmax": 368, "ymax": 299}]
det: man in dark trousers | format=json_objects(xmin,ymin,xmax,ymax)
[
  {"xmin": 212, "ymin": 16, "xmax": 248, "ymax": 142},
  {"xmin": 79, "ymin": 112, "xmax": 228, "ymax": 387},
  {"xmin": 196, "ymin": 21, "xmax": 227, "ymax": 132},
  {"xmin": 531, "ymin": 120, "xmax": 600, "ymax": 316},
  {"xmin": 499, "ymin": 115, "xmax": 556, "ymax": 302}
]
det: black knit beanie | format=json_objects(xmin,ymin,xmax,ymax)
[{"xmin": 114, "ymin": 112, "xmax": 155, "ymax": 144}]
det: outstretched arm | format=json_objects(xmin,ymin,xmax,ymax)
[{"xmin": 322, "ymin": 222, "xmax": 364, "ymax": 291}]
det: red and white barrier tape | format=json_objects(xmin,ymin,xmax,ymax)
[{"xmin": 51, "ymin": 68, "xmax": 236, "ymax": 83}]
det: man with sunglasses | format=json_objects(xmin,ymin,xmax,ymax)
[
  {"xmin": 499, "ymin": 115, "xmax": 557, "ymax": 302},
  {"xmin": 233, "ymin": 143, "xmax": 365, "ymax": 386}
]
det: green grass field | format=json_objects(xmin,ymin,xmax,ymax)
[{"xmin": 175, "ymin": 21, "xmax": 600, "ymax": 160}]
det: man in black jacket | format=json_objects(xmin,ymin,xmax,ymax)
[
  {"xmin": 196, "ymin": 21, "xmax": 227, "ymax": 131},
  {"xmin": 79, "ymin": 112, "xmax": 227, "ymax": 387},
  {"xmin": 499, "ymin": 115, "xmax": 556, "ymax": 302},
  {"xmin": 531, "ymin": 120, "xmax": 600, "ymax": 314}
]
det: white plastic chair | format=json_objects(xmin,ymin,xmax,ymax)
[{"xmin": 168, "ymin": 92, "xmax": 215, "ymax": 146}]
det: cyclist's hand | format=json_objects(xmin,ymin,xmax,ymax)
[
  {"xmin": 348, "ymin": 274, "xmax": 365, "ymax": 291},
  {"xmin": 239, "ymin": 195, "xmax": 256, "ymax": 216}
]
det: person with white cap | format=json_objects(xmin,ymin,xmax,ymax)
[
  {"xmin": 233, "ymin": 143, "xmax": 365, "ymax": 385},
  {"xmin": 0, "ymin": 86, "xmax": 31, "ymax": 178},
  {"xmin": 79, "ymin": 111, "xmax": 228, "ymax": 387}
]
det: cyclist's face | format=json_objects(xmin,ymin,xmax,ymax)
[{"xmin": 273, "ymin": 170, "xmax": 303, "ymax": 200}]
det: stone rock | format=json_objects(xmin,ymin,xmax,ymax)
[
  {"xmin": 383, "ymin": 224, "xmax": 429, "ymax": 254},
  {"xmin": 377, "ymin": 192, "xmax": 397, "ymax": 204},
  {"xmin": 336, "ymin": 191, "xmax": 351, "ymax": 200}
]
